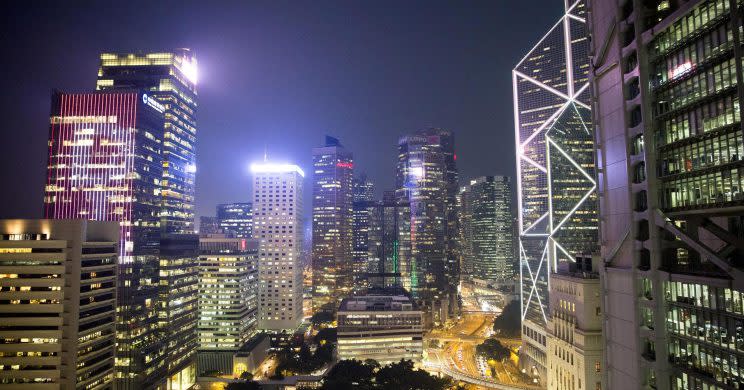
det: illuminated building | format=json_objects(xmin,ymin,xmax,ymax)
[
  {"xmin": 395, "ymin": 128, "xmax": 459, "ymax": 327},
  {"xmin": 199, "ymin": 216, "xmax": 221, "ymax": 236},
  {"xmin": 336, "ymin": 294, "xmax": 423, "ymax": 365},
  {"xmin": 312, "ymin": 136, "xmax": 354, "ymax": 314},
  {"xmin": 0, "ymin": 219, "xmax": 118, "ymax": 389},
  {"xmin": 352, "ymin": 174, "xmax": 375, "ymax": 288},
  {"xmin": 251, "ymin": 162, "xmax": 304, "ymax": 331},
  {"xmin": 546, "ymin": 257, "xmax": 603, "ymax": 390},
  {"xmin": 459, "ymin": 176, "xmax": 515, "ymax": 284},
  {"xmin": 159, "ymin": 234, "xmax": 199, "ymax": 390},
  {"xmin": 97, "ymin": 49, "xmax": 198, "ymax": 234},
  {"xmin": 589, "ymin": 0, "xmax": 744, "ymax": 388},
  {"xmin": 43, "ymin": 90, "xmax": 172, "ymax": 389},
  {"xmin": 197, "ymin": 237, "xmax": 259, "ymax": 375},
  {"xmin": 512, "ymin": 0, "xmax": 597, "ymax": 382},
  {"xmin": 366, "ymin": 191, "xmax": 413, "ymax": 290},
  {"xmin": 217, "ymin": 202, "xmax": 253, "ymax": 238}
]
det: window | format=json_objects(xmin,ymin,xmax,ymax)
[{"xmin": 595, "ymin": 361, "xmax": 601, "ymax": 373}]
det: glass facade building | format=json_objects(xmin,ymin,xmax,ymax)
[
  {"xmin": 97, "ymin": 50, "xmax": 198, "ymax": 235},
  {"xmin": 352, "ymin": 173, "xmax": 375, "ymax": 288},
  {"xmin": 312, "ymin": 136, "xmax": 354, "ymax": 313},
  {"xmin": 589, "ymin": 0, "xmax": 744, "ymax": 388},
  {"xmin": 395, "ymin": 128, "xmax": 459, "ymax": 326},
  {"xmin": 217, "ymin": 202, "xmax": 253, "ymax": 238},
  {"xmin": 459, "ymin": 176, "xmax": 515, "ymax": 284},
  {"xmin": 512, "ymin": 0, "xmax": 597, "ymax": 382},
  {"xmin": 366, "ymin": 194, "xmax": 413, "ymax": 290}
]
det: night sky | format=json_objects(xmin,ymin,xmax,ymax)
[{"xmin": 0, "ymin": 0, "xmax": 563, "ymax": 222}]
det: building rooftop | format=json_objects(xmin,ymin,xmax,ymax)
[{"xmin": 338, "ymin": 294, "xmax": 418, "ymax": 312}]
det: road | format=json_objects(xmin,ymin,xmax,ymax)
[{"xmin": 424, "ymin": 312, "xmax": 539, "ymax": 390}]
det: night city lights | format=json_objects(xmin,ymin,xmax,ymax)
[{"xmin": 1, "ymin": 1, "xmax": 744, "ymax": 389}]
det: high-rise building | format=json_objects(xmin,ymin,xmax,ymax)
[
  {"xmin": 312, "ymin": 136, "xmax": 354, "ymax": 314},
  {"xmin": 395, "ymin": 128, "xmax": 459, "ymax": 326},
  {"xmin": 197, "ymin": 237, "xmax": 259, "ymax": 375},
  {"xmin": 512, "ymin": 0, "xmax": 597, "ymax": 381},
  {"xmin": 199, "ymin": 216, "xmax": 221, "ymax": 236},
  {"xmin": 337, "ymin": 294, "xmax": 423, "ymax": 365},
  {"xmin": 459, "ymin": 176, "xmax": 515, "ymax": 284},
  {"xmin": 366, "ymin": 192, "xmax": 413, "ymax": 290},
  {"xmin": 0, "ymin": 219, "xmax": 119, "ymax": 389},
  {"xmin": 352, "ymin": 174, "xmax": 375, "ymax": 287},
  {"xmin": 251, "ymin": 162, "xmax": 304, "ymax": 331},
  {"xmin": 97, "ymin": 49, "xmax": 198, "ymax": 234},
  {"xmin": 217, "ymin": 202, "xmax": 253, "ymax": 238},
  {"xmin": 546, "ymin": 257, "xmax": 604, "ymax": 390},
  {"xmin": 589, "ymin": 0, "xmax": 744, "ymax": 388},
  {"xmin": 159, "ymin": 234, "xmax": 199, "ymax": 390},
  {"xmin": 43, "ymin": 90, "xmax": 173, "ymax": 388}
]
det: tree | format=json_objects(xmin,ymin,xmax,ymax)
[
  {"xmin": 321, "ymin": 359, "xmax": 375, "ymax": 390},
  {"xmin": 239, "ymin": 371, "xmax": 254, "ymax": 381},
  {"xmin": 376, "ymin": 360, "xmax": 452, "ymax": 390},
  {"xmin": 492, "ymin": 300, "xmax": 521, "ymax": 337},
  {"xmin": 314, "ymin": 327, "xmax": 337, "ymax": 344},
  {"xmin": 225, "ymin": 381, "xmax": 262, "ymax": 390},
  {"xmin": 311, "ymin": 311, "xmax": 335, "ymax": 326},
  {"xmin": 476, "ymin": 338, "xmax": 511, "ymax": 362}
]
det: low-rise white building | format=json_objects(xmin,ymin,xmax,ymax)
[{"xmin": 336, "ymin": 294, "xmax": 423, "ymax": 365}]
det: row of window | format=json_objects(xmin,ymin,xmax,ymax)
[
  {"xmin": 652, "ymin": 0, "xmax": 731, "ymax": 57},
  {"xmin": 657, "ymin": 94, "xmax": 739, "ymax": 146},
  {"xmin": 658, "ymin": 127, "xmax": 743, "ymax": 176},
  {"xmin": 652, "ymin": 21, "xmax": 733, "ymax": 88},
  {"xmin": 655, "ymin": 57, "xmax": 736, "ymax": 116},
  {"xmin": 659, "ymin": 165, "xmax": 744, "ymax": 209}
]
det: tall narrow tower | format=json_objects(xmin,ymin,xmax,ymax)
[
  {"xmin": 312, "ymin": 136, "xmax": 354, "ymax": 313},
  {"xmin": 97, "ymin": 49, "xmax": 198, "ymax": 234},
  {"xmin": 395, "ymin": 128, "xmax": 459, "ymax": 326},
  {"xmin": 512, "ymin": 0, "xmax": 597, "ymax": 382},
  {"xmin": 251, "ymin": 162, "xmax": 304, "ymax": 331}
]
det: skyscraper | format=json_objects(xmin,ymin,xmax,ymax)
[
  {"xmin": 197, "ymin": 237, "xmax": 259, "ymax": 375},
  {"xmin": 459, "ymin": 176, "xmax": 515, "ymax": 284},
  {"xmin": 396, "ymin": 128, "xmax": 459, "ymax": 326},
  {"xmin": 43, "ymin": 90, "xmax": 171, "ymax": 388},
  {"xmin": 366, "ymin": 192, "xmax": 413, "ymax": 290},
  {"xmin": 251, "ymin": 162, "xmax": 304, "ymax": 331},
  {"xmin": 199, "ymin": 216, "xmax": 221, "ymax": 236},
  {"xmin": 589, "ymin": 0, "xmax": 744, "ymax": 388},
  {"xmin": 512, "ymin": 0, "xmax": 597, "ymax": 382},
  {"xmin": 312, "ymin": 136, "xmax": 354, "ymax": 314},
  {"xmin": 352, "ymin": 173, "xmax": 376, "ymax": 290},
  {"xmin": 97, "ymin": 49, "xmax": 198, "ymax": 234},
  {"xmin": 217, "ymin": 202, "xmax": 253, "ymax": 238},
  {"xmin": 0, "ymin": 219, "xmax": 119, "ymax": 389}
]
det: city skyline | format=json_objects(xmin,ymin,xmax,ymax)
[{"xmin": 0, "ymin": 1, "xmax": 562, "ymax": 222}]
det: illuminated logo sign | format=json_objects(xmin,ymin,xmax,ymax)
[
  {"xmin": 336, "ymin": 162, "xmax": 353, "ymax": 169},
  {"xmin": 669, "ymin": 62, "xmax": 693, "ymax": 80},
  {"xmin": 141, "ymin": 93, "xmax": 165, "ymax": 113}
]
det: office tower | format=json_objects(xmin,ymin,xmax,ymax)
[
  {"xmin": 312, "ymin": 136, "xmax": 354, "ymax": 314},
  {"xmin": 97, "ymin": 49, "xmax": 198, "ymax": 234},
  {"xmin": 197, "ymin": 237, "xmax": 259, "ymax": 375},
  {"xmin": 589, "ymin": 0, "xmax": 744, "ymax": 388},
  {"xmin": 353, "ymin": 173, "xmax": 375, "ymax": 203},
  {"xmin": 337, "ymin": 294, "xmax": 423, "ymax": 365},
  {"xmin": 459, "ymin": 176, "xmax": 515, "ymax": 285},
  {"xmin": 352, "ymin": 174, "xmax": 375, "ymax": 287},
  {"xmin": 366, "ymin": 192, "xmax": 413, "ymax": 289},
  {"xmin": 512, "ymin": 0, "xmax": 597, "ymax": 381},
  {"xmin": 251, "ymin": 162, "xmax": 304, "ymax": 331},
  {"xmin": 158, "ymin": 234, "xmax": 199, "ymax": 390},
  {"xmin": 0, "ymin": 219, "xmax": 118, "ymax": 389},
  {"xmin": 43, "ymin": 90, "xmax": 172, "ymax": 388},
  {"xmin": 199, "ymin": 216, "xmax": 221, "ymax": 236},
  {"xmin": 396, "ymin": 128, "xmax": 459, "ymax": 326},
  {"xmin": 217, "ymin": 202, "xmax": 253, "ymax": 238},
  {"xmin": 546, "ymin": 257, "xmax": 603, "ymax": 390}
]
